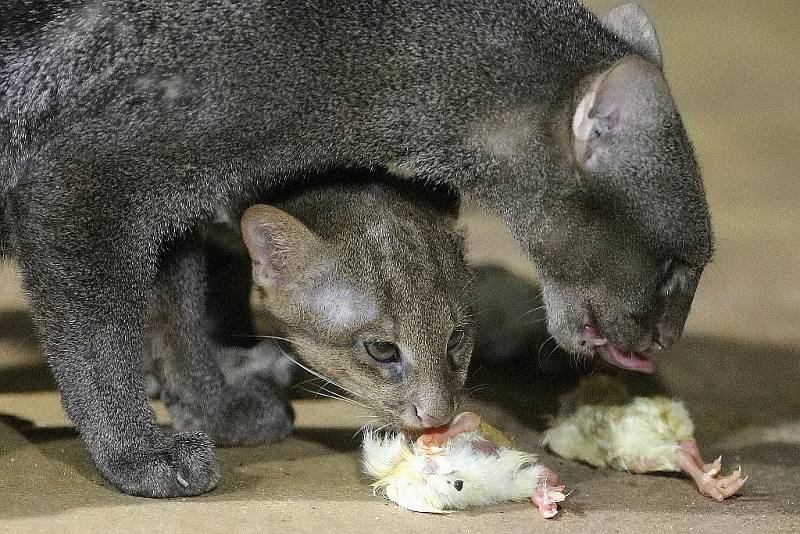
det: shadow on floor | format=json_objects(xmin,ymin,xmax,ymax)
[{"xmin": 1, "ymin": 284, "xmax": 798, "ymax": 519}]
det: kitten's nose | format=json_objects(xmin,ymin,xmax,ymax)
[{"xmin": 412, "ymin": 404, "xmax": 453, "ymax": 429}]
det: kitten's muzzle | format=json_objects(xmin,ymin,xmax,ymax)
[
  {"xmin": 399, "ymin": 403, "xmax": 455, "ymax": 432},
  {"xmin": 414, "ymin": 404, "xmax": 453, "ymax": 428}
]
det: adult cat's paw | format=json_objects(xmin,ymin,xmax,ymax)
[
  {"xmin": 170, "ymin": 376, "xmax": 294, "ymax": 447},
  {"xmin": 97, "ymin": 431, "xmax": 220, "ymax": 498}
]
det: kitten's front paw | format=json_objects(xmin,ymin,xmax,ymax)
[
  {"xmin": 170, "ymin": 376, "xmax": 294, "ymax": 447},
  {"xmin": 216, "ymin": 341, "xmax": 295, "ymax": 388},
  {"xmin": 97, "ymin": 431, "xmax": 219, "ymax": 497}
]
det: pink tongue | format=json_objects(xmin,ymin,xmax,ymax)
[{"xmin": 596, "ymin": 344, "xmax": 655, "ymax": 373}]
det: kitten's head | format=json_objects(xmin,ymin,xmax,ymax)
[
  {"xmin": 533, "ymin": 4, "xmax": 713, "ymax": 373},
  {"xmin": 241, "ymin": 181, "xmax": 473, "ymax": 432}
]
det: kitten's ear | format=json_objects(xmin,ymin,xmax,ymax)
[
  {"xmin": 240, "ymin": 204, "xmax": 318, "ymax": 287},
  {"xmin": 571, "ymin": 56, "xmax": 669, "ymax": 172},
  {"xmin": 603, "ymin": 3, "xmax": 662, "ymax": 65}
]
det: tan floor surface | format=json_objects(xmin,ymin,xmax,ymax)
[{"xmin": 1, "ymin": 1, "xmax": 799, "ymax": 532}]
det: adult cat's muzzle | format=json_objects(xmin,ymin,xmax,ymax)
[
  {"xmin": 540, "ymin": 260, "xmax": 701, "ymax": 373},
  {"xmin": 581, "ymin": 321, "xmax": 657, "ymax": 373}
]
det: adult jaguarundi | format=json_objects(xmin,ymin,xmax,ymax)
[{"xmin": 0, "ymin": 1, "xmax": 712, "ymax": 496}]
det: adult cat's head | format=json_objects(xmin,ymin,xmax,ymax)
[
  {"xmin": 241, "ymin": 180, "xmax": 473, "ymax": 431},
  {"xmin": 535, "ymin": 4, "xmax": 713, "ymax": 373},
  {"xmin": 466, "ymin": 4, "xmax": 712, "ymax": 373}
]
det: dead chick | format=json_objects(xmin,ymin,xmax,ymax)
[
  {"xmin": 543, "ymin": 394, "xmax": 746, "ymax": 501},
  {"xmin": 362, "ymin": 412, "xmax": 566, "ymax": 518}
]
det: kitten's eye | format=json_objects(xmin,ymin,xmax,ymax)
[
  {"xmin": 447, "ymin": 327, "xmax": 465, "ymax": 354},
  {"xmin": 364, "ymin": 341, "xmax": 400, "ymax": 363}
]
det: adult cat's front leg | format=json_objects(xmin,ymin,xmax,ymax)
[
  {"xmin": 150, "ymin": 240, "xmax": 294, "ymax": 447},
  {"xmin": 12, "ymin": 171, "xmax": 219, "ymax": 497}
]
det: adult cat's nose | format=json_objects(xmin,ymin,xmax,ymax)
[{"xmin": 412, "ymin": 404, "xmax": 453, "ymax": 429}]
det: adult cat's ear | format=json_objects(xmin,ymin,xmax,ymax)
[
  {"xmin": 571, "ymin": 56, "xmax": 671, "ymax": 173},
  {"xmin": 602, "ymin": 3, "xmax": 662, "ymax": 65},
  {"xmin": 241, "ymin": 204, "xmax": 318, "ymax": 287}
]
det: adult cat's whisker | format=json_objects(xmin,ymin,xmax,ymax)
[
  {"xmin": 545, "ymin": 343, "xmax": 561, "ymax": 362},
  {"xmin": 522, "ymin": 304, "xmax": 547, "ymax": 315},
  {"xmin": 518, "ymin": 305, "xmax": 547, "ymax": 318},
  {"xmin": 537, "ymin": 334, "xmax": 555, "ymax": 367},
  {"xmin": 521, "ymin": 317, "xmax": 548, "ymax": 327},
  {"xmin": 462, "ymin": 307, "xmax": 495, "ymax": 319},
  {"xmin": 463, "ymin": 384, "xmax": 490, "ymax": 395},
  {"xmin": 461, "ymin": 271, "xmax": 480, "ymax": 291},
  {"xmin": 465, "ymin": 292, "xmax": 491, "ymax": 307}
]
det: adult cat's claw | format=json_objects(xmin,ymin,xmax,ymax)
[
  {"xmin": 176, "ymin": 471, "xmax": 190, "ymax": 488},
  {"xmin": 97, "ymin": 431, "xmax": 220, "ymax": 498}
]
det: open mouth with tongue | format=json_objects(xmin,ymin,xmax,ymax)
[{"xmin": 581, "ymin": 323, "xmax": 657, "ymax": 374}]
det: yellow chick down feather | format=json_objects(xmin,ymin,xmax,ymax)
[
  {"xmin": 543, "ymin": 395, "xmax": 694, "ymax": 473},
  {"xmin": 362, "ymin": 422, "xmax": 549, "ymax": 514}
]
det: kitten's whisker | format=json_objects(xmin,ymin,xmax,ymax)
[
  {"xmin": 352, "ymin": 421, "xmax": 382, "ymax": 440},
  {"xmin": 299, "ymin": 388, "xmax": 370, "ymax": 410},
  {"xmin": 316, "ymin": 384, "xmax": 369, "ymax": 408},
  {"xmin": 311, "ymin": 384, "xmax": 374, "ymax": 411},
  {"xmin": 228, "ymin": 333, "xmax": 300, "ymax": 344},
  {"xmin": 289, "ymin": 376, "xmax": 326, "ymax": 391},
  {"xmin": 305, "ymin": 384, "xmax": 346, "ymax": 401},
  {"xmin": 372, "ymin": 422, "xmax": 392, "ymax": 434},
  {"xmin": 308, "ymin": 387, "xmax": 369, "ymax": 409},
  {"xmin": 275, "ymin": 344, "xmax": 368, "ymax": 400},
  {"xmin": 352, "ymin": 425, "xmax": 367, "ymax": 440}
]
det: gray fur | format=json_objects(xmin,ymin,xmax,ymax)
[
  {"xmin": 1, "ymin": 1, "xmax": 713, "ymax": 496},
  {"xmin": 602, "ymin": 3, "xmax": 662, "ymax": 65},
  {"xmin": 144, "ymin": 240, "xmax": 294, "ymax": 449}
]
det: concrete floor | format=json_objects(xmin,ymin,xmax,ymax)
[{"xmin": 1, "ymin": 1, "xmax": 799, "ymax": 532}]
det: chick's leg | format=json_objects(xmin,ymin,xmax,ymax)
[
  {"xmin": 675, "ymin": 440, "xmax": 747, "ymax": 501},
  {"xmin": 532, "ymin": 467, "xmax": 566, "ymax": 519}
]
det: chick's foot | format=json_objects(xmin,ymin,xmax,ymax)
[{"xmin": 675, "ymin": 440, "xmax": 747, "ymax": 501}]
